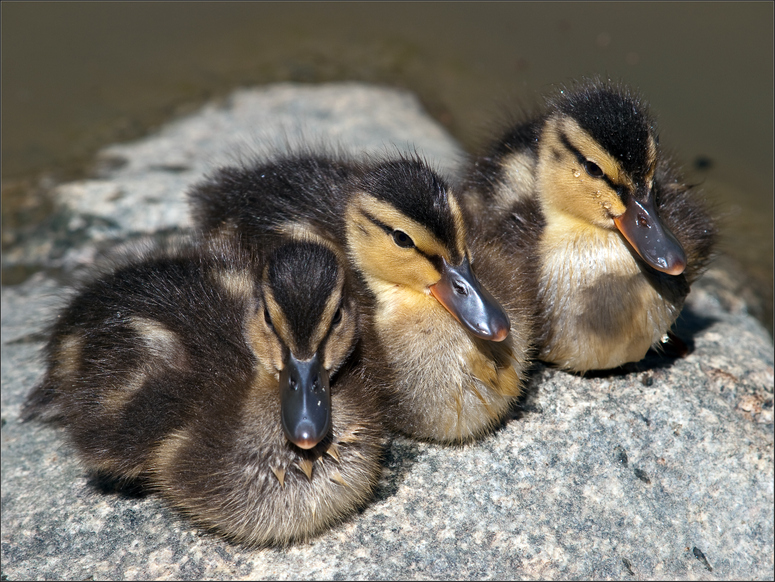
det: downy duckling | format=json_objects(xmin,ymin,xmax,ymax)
[
  {"xmin": 188, "ymin": 154, "xmax": 533, "ymax": 443},
  {"xmin": 23, "ymin": 235, "xmax": 385, "ymax": 547},
  {"xmin": 462, "ymin": 79, "xmax": 716, "ymax": 372}
]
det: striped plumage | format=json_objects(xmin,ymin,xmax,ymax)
[
  {"xmin": 188, "ymin": 153, "xmax": 534, "ymax": 442},
  {"xmin": 24, "ymin": 235, "xmax": 385, "ymax": 547},
  {"xmin": 461, "ymin": 79, "xmax": 716, "ymax": 372}
]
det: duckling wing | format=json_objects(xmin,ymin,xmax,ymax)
[
  {"xmin": 188, "ymin": 155, "xmax": 357, "ymax": 243},
  {"xmin": 26, "ymin": 244, "xmax": 261, "ymax": 480}
]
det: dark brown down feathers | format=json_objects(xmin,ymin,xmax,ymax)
[
  {"xmin": 188, "ymin": 153, "xmax": 535, "ymax": 443},
  {"xmin": 460, "ymin": 79, "xmax": 716, "ymax": 372},
  {"xmin": 24, "ymin": 236, "xmax": 385, "ymax": 547}
]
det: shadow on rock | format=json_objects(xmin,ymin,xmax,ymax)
[
  {"xmin": 372, "ymin": 439, "xmax": 421, "ymax": 502},
  {"xmin": 88, "ymin": 471, "xmax": 151, "ymax": 500}
]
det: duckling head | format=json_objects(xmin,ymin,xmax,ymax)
[
  {"xmin": 245, "ymin": 240, "xmax": 358, "ymax": 450},
  {"xmin": 536, "ymin": 81, "xmax": 687, "ymax": 275},
  {"xmin": 344, "ymin": 157, "xmax": 510, "ymax": 341}
]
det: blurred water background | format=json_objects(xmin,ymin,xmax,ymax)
[{"xmin": 2, "ymin": 2, "xmax": 772, "ymax": 332}]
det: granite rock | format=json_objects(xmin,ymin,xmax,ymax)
[{"xmin": 2, "ymin": 83, "xmax": 773, "ymax": 580}]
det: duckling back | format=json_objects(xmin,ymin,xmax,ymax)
[
  {"xmin": 189, "ymin": 153, "xmax": 357, "ymax": 246},
  {"xmin": 24, "ymin": 236, "xmax": 385, "ymax": 547},
  {"xmin": 462, "ymin": 79, "xmax": 717, "ymax": 372},
  {"xmin": 24, "ymin": 238, "xmax": 261, "ymax": 480}
]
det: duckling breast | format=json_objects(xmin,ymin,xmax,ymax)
[
  {"xmin": 371, "ymin": 293, "xmax": 522, "ymax": 442},
  {"xmin": 151, "ymin": 371, "xmax": 384, "ymax": 547},
  {"xmin": 537, "ymin": 222, "xmax": 687, "ymax": 371}
]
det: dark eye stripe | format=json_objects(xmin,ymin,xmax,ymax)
[
  {"xmin": 559, "ymin": 131, "xmax": 621, "ymax": 193},
  {"xmin": 362, "ymin": 210, "xmax": 392, "ymax": 236},
  {"xmin": 362, "ymin": 210, "xmax": 438, "ymax": 263}
]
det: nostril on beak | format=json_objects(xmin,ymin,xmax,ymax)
[{"xmin": 453, "ymin": 281, "xmax": 468, "ymax": 296}]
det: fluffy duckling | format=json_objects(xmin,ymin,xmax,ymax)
[
  {"xmin": 23, "ymin": 235, "xmax": 385, "ymax": 547},
  {"xmin": 462, "ymin": 79, "xmax": 716, "ymax": 372},
  {"xmin": 188, "ymin": 154, "xmax": 533, "ymax": 443}
]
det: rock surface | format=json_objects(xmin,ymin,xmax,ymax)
[{"xmin": 2, "ymin": 83, "xmax": 773, "ymax": 580}]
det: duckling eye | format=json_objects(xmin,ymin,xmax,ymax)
[
  {"xmin": 584, "ymin": 160, "xmax": 604, "ymax": 178},
  {"xmin": 332, "ymin": 306, "xmax": 342, "ymax": 326},
  {"xmin": 263, "ymin": 307, "xmax": 274, "ymax": 329},
  {"xmin": 392, "ymin": 230, "xmax": 415, "ymax": 248}
]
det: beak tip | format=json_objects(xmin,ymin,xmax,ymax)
[
  {"xmin": 286, "ymin": 422, "xmax": 327, "ymax": 449},
  {"xmin": 664, "ymin": 261, "xmax": 686, "ymax": 276},
  {"xmin": 654, "ymin": 249, "xmax": 687, "ymax": 276},
  {"xmin": 287, "ymin": 418, "xmax": 331, "ymax": 449},
  {"xmin": 470, "ymin": 318, "xmax": 510, "ymax": 342},
  {"xmin": 291, "ymin": 437, "xmax": 320, "ymax": 450},
  {"xmin": 489, "ymin": 310, "xmax": 511, "ymax": 342},
  {"xmin": 492, "ymin": 327, "xmax": 510, "ymax": 342}
]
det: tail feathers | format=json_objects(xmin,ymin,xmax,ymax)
[{"xmin": 21, "ymin": 381, "xmax": 64, "ymax": 423}]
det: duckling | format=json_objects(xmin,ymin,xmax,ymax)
[
  {"xmin": 23, "ymin": 235, "xmax": 385, "ymax": 547},
  {"xmin": 188, "ymin": 153, "xmax": 534, "ymax": 443},
  {"xmin": 461, "ymin": 79, "xmax": 717, "ymax": 372}
]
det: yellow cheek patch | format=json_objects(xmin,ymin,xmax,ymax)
[
  {"xmin": 322, "ymin": 304, "xmax": 357, "ymax": 372},
  {"xmin": 539, "ymin": 117, "xmax": 632, "ymax": 227},
  {"xmin": 244, "ymin": 299, "xmax": 284, "ymax": 375},
  {"xmin": 345, "ymin": 193, "xmax": 449, "ymax": 292},
  {"xmin": 606, "ymin": 197, "xmax": 628, "ymax": 218},
  {"xmin": 261, "ymin": 274, "xmax": 292, "ymax": 353},
  {"xmin": 351, "ymin": 194, "xmax": 450, "ymax": 259}
]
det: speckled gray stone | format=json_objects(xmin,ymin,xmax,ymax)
[{"xmin": 2, "ymin": 83, "xmax": 773, "ymax": 581}]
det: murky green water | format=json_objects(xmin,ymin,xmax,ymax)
[{"xmin": 3, "ymin": 2, "xmax": 772, "ymax": 330}]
